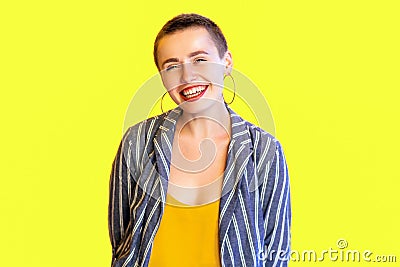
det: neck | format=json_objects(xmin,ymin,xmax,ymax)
[{"xmin": 177, "ymin": 101, "xmax": 231, "ymax": 139}]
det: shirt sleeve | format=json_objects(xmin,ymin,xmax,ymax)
[
  {"xmin": 261, "ymin": 140, "xmax": 291, "ymax": 267},
  {"xmin": 108, "ymin": 128, "xmax": 135, "ymax": 265}
]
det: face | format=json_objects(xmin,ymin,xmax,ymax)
[{"xmin": 156, "ymin": 27, "xmax": 233, "ymax": 113}]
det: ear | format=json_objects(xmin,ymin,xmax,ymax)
[{"xmin": 223, "ymin": 50, "xmax": 233, "ymax": 76}]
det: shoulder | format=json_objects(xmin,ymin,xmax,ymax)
[
  {"xmin": 235, "ymin": 117, "xmax": 289, "ymax": 196},
  {"xmin": 228, "ymin": 106, "xmax": 276, "ymax": 146},
  {"xmin": 236, "ymin": 116, "xmax": 278, "ymax": 156},
  {"xmin": 122, "ymin": 111, "xmax": 171, "ymax": 143},
  {"xmin": 227, "ymin": 107, "xmax": 284, "ymax": 164},
  {"xmin": 233, "ymin": 114, "xmax": 286, "ymax": 171}
]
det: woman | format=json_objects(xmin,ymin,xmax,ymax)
[{"xmin": 109, "ymin": 13, "xmax": 291, "ymax": 267}]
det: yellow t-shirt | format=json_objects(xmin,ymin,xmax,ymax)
[{"xmin": 148, "ymin": 195, "xmax": 221, "ymax": 267}]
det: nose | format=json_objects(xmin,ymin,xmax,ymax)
[{"xmin": 180, "ymin": 62, "xmax": 196, "ymax": 83}]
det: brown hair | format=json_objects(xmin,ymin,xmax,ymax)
[{"xmin": 153, "ymin": 13, "xmax": 228, "ymax": 70}]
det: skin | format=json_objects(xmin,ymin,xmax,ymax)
[{"xmin": 156, "ymin": 27, "xmax": 234, "ymax": 205}]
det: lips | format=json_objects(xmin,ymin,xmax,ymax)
[{"xmin": 180, "ymin": 85, "xmax": 208, "ymax": 101}]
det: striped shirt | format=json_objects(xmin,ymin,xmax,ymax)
[{"xmin": 109, "ymin": 106, "xmax": 291, "ymax": 267}]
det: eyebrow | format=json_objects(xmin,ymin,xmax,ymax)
[{"xmin": 161, "ymin": 50, "xmax": 209, "ymax": 68}]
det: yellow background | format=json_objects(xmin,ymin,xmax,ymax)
[{"xmin": 1, "ymin": 0, "xmax": 399, "ymax": 266}]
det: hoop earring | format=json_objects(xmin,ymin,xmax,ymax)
[
  {"xmin": 224, "ymin": 74, "xmax": 236, "ymax": 105},
  {"xmin": 160, "ymin": 92, "xmax": 167, "ymax": 113}
]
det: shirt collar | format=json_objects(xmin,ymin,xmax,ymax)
[{"xmin": 155, "ymin": 104, "xmax": 253, "ymax": 149}]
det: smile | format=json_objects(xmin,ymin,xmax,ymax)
[{"xmin": 180, "ymin": 85, "xmax": 208, "ymax": 101}]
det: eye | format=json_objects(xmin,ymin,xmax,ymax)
[
  {"xmin": 165, "ymin": 64, "xmax": 180, "ymax": 72},
  {"xmin": 193, "ymin": 58, "xmax": 207, "ymax": 64}
]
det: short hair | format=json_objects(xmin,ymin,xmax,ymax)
[{"xmin": 153, "ymin": 13, "xmax": 228, "ymax": 70}]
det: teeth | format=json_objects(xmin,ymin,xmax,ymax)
[{"xmin": 182, "ymin": 85, "xmax": 207, "ymax": 98}]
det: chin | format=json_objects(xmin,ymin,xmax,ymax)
[{"xmin": 178, "ymin": 96, "xmax": 224, "ymax": 115}]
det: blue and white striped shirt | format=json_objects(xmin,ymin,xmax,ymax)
[{"xmin": 109, "ymin": 106, "xmax": 291, "ymax": 267}]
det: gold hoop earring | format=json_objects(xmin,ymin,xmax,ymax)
[
  {"xmin": 224, "ymin": 74, "xmax": 236, "ymax": 105},
  {"xmin": 160, "ymin": 92, "xmax": 167, "ymax": 113}
]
